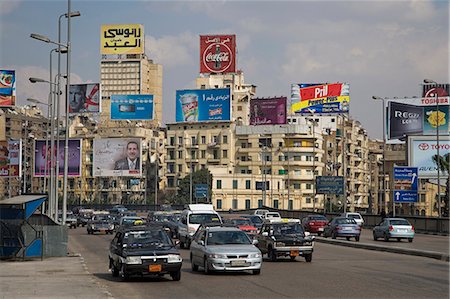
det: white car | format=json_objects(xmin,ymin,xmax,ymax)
[
  {"xmin": 265, "ymin": 212, "xmax": 281, "ymax": 220},
  {"xmin": 254, "ymin": 209, "xmax": 270, "ymax": 218},
  {"xmin": 341, "ymin": 212, "xmax": 364, "ymax": 226}
]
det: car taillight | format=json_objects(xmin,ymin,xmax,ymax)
[
  {"xmin": 389, "ymin": 225, "xmax": 394, "ymax": 231},
  {"xmin": 411, "ymin": 226, "xmax": 414, "ymax": 231},
  {"xmin": 336, "ymin": 226, "xmax": 341, "ymax": 230}
]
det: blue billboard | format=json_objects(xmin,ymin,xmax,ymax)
[
  {"xmin": 110, "ymin": 94, "xmax": 154, "ymax": 120},
  {"xmin": 316, "ymin": 176, "xmax": 344, "ymax": 195},
  {"xmin": 176, "ymin": 88, "xmax": 231, "ymax": 122},
  {"xmin": 393, "ymin": 167, "xmax": 418, "ymax": 203}
]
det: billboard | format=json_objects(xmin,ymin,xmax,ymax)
[
  {"xmin": 34, "ymin": 139, "xmax": 82, "ymax": 177},
  {"xmin": 388, "ymin": 102, "xmax": 423, "ymax": 139},
  {"xmin": 110, "ymin": 94, "xmax": 154, "ymax": 120},
  {"xmin": 93, "ymin": 138, "xmax": 142, "ymax": 177},
  {"xmin": 408, "ymin": 136, "xmax": 450, "ymax": 178},
  {"xmin": 176, "ymin": 88, "xmax": 231, "ymax": 122},
  {"xmin": 393, "ymin": 167, "xmax": 418, "ymax": 203},
  {"xmin": 0, "ymin": 140, "xmax": 22, "ymax": 177},
  {"xmin": 316, "ymin": 176, "xmax": 344, "ymax": 195},
  {"xmin": 69, "ymin": 83, "xmax": 100, "ymax": 113},
  {"xmin": 200, "ymin": 35, "xmax": 236, "ymax": 74},
  {"xmin": 101, "ymin": 24, "xmax": 144, "ymax": 55},
  {"xmin": 423, "ymin": 105, "xmax": 450, "ymax": 135},
  {"xmin": 291, "ymin": 83, "xmax": 350, "ymax": 114},
  {"xmin": 0, "ymin": 70, "xmax": 16, "ymax": 107},
  {"xmin": 250, "ymin": 97, "xmax": 287, "ymax": 125}
]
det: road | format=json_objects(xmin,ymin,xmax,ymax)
[{"xmin": 68, "ymin": 227, "xmax": 449, "ymax": 299}]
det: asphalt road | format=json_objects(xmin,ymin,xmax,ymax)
[{"xmin": 68, "ymin": 227, "xmax": 449, "ymax": 299}]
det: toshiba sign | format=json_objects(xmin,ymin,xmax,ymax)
[{"xmin": 200, "ymin": 35, "xmax": 236, "ymax": 74}]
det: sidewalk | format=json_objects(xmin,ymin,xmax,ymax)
[{"xmin": 0, "ymin": 255, "xmax": 113, "ymax": 299}]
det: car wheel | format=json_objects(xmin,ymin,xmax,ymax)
[
  {"xmin": 373, "ymin": 232, "xmax": 377, "ymax": 241},
  {"xmin": 203, "ymin": 258, "xmax": 210, "ymax": 274},
  {"xmin": 110, "ymin": 259, "xmax": 119, "ymax": 277},
  {"xmin": 384, "ymin": 233, "xmax": 389, "ymax": 242},
  {"xmin": 355, "ymin": 236, "xmax": 360, "ymax": 242},
  {"xmin": 170, "ymin": 270, "xmax": 181, "ymax": 281},
  {"xmin": 119, "ymin": 263, "xmax": 129, "ymax": 281},
  {"xmin": 408, "ymin": 238, "xmax": 413, "ymax": 243},
  {"xmin": 317, "ymin": 232, "xmax": 322, "ymax": 236},
  {"xmin": 252, "ymin": 269, "xmax": 261, "ymax": 275},
  {"xmin": 305, "ymin": 254, "xmax": 312, "ymax": 263},
  {"xmin": 397, "ymin": 238, "xmax": 401, "ymax": 242},
  {"xmin": 332, "ymin": 231, "xmax": 337, "ymax": 239},
  {"xmin": 268, "ymin": 248, "xmax": 277, "ymax": 262},
  {"xmin": 346, "ymin": 237, "xmax": 350, "ymax": 241},
  {"xmin": 191, "ymin": 255, "xmax": 198, "ymax": 272}
]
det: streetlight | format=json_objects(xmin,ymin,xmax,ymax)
[
  {"xmin": 423, "ymin": 79, "xmax": 442, "ymax": 218},
  {"xmin": 372, "ymin": 96, "xmax": 388, "ymax": 215}
]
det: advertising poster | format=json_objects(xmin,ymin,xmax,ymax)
[
  {"xmin": 388, "ymin": 102, "xmax": 423, "ymax": 139},
  {"xmin": 408, "ymin": 136, "xmax": 450, "ymax": 178},
  {"xmin": 200, "ymin": 35, "xmax": 236, "ymax": 74},
  {"xmin": 250, "ymin": 97, "xmax": 287, "ymax": 125},
  {"xmin": 34, "ymin": 139, "xmax": 82, "ymax": 177},
  {"xmin": 423, "ymin": 105, "xmax": 450, "ymax": 135},
  {"xmin": 291, "ymin": 83, "xmax": 350, "ymax": 114},
  {"xmin": 0, "ymin": 140, "xmax": 21, "ymax": 177},
  {"xmin": 101, "ymin": 24, "xmax": 144, "ymax": 55},
  {"xmin": 422, "ymin": 83, "xmax": 450, "ymax": 105},
  {"xmin": 176, "ymin": 88, "xmax": 231, "ymax": 122},
  {"xmin": 93, "ymin": 138, "xmax": 142, "ymax": 177},
  {"xmin": 110, "ymin": 94, "xmax": 154, "ymax": 120},
  {"xmin": 69, "ymin": 83, "xmax": 100, "ymax": 113},
  {"xmin": 0, "ymin": 70, "xmax": 16, "ymax": 107}
]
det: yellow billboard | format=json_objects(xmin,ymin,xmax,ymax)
[{"xmin": 101, "ymin": 24, "xmax": 144, "ymax": 55}]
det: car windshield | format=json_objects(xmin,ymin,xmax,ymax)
[
  {"xmin": 248, "ymin": 216, "xmax": 263, "ymax": 224},
  {"xmin": 390, "ymin": 219, "xmax": 410, "ymax": 226},
  {"xmin": 310, "ymin": 215, "xmax": 327, "ymax": 221},
  {"xmin": 336, "ymin": 218, "xmax": 357, "ymax": 224},
  {"xmin": 272, "ymin": 223, "xmax": 304, "ymax": 235},
  {"xmin": 124, "ymin": 230, "xmax": 172, "ymax": 248},
  {"xmin": 207, "ymin": 231, "xmax": 251, "ymax": 245},
  {"xmin": 189, "ymin": 214, "xmax": 221, "ymax": 224}
]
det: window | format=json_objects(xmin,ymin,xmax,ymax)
[
  {"xmin": 191, "ymin": 136, "xmax": 196, "ymax": 145},
  {"xmin": 306, "ymin": 197, "xmax": 311, "ymax": 204},
  {"xmin": 245, "ymin": 199, "xmax": 251, "ymax": 209},
  {"xmin": 420, "ymin": 194, "xmax": 425, "ymax": 202},
  {"xmin": 170, "ymin": 137, "xmax": 175, "ymax": 146},
  {"xmin": 237, "ymin": 106, "xmax": 242, "ymax": 111},
  {"xmin": 233, "ymin": 180, "xmax": 238, "ymax": 189},
  {"xmin": 216, "ymin": 199, "xmax": 222, "ymax": 209},
  {"xmin": 258, "ymin": 199, "xmax": 263, "ymax": 208},
  {"xmin": 294, "ymin": 183, "xmax": 301, "ymax": 189},
  {"xmin": 288, "ymin": 200, "xmax": 293, "ymax": 210},
  {"xmin": 201, "ymin": 136, "xmax": 206, "ymax": 144},
  {"xmin": 306, "ymin": 183, "xmax": 312, "ymax": 189},
  {"xmin": 201, "ymin": 150, "xmax": 206, "ymax": 159},
  {"xmin": 223, "ymin": 135, "xmax": 228, "ymax": 144},
  {"xmin": 273, "ymin": 200, "xmax": 279, "ymax": 209},
  {"xmin": 223, "ymin": 150, "xmax": 228, "ymax": 158},
  {"xmin": 178, "ymin": 151, "xmax": 183, "ymax": 159},
  {"xmin": 178, "ymin": 164, "xmax": 182, "ymax": 172},
  {"xmin": 213, "ymin": 150, "xmax": 219, "ymax": 159},
  {"xmin": 216, "ymin": 180, "xmax": 222, "ymax": 189},
  {"xmin": 232, "ymin": 199, "xmax": 238, "ymax": 210},
  {"xmin": 178, "ymin": 137, "xmax": 183, "ymax": 145},
  {"xmin": 246, "ymin": 180, "xmax": 251, "ymax": 189}
]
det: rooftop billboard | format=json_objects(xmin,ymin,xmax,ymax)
[
  {"xmin": 291, "ymin": 83, "xmax": 350, "ymax": 114},
  {"xmin": 0, "ymin": 70, "xmax": 16, "ymax": 107},
  {"xmin": 408, "ymin": 136, "xmax": 450, "ymax": 178},
  {"xmin": 69, "ymin": 83, "xmax": 100, "ymax": 113},
  {"xmin": 250, "ymin": 97, "xmax": 287, "ymax": 125},
  {"xmin": 176, "ymin": 88, "xmax": 231, "ymax": 122},
  {"xmin": 110, "ymin": 94, "xmax": 154, "ymax": 120},
  {"xmin": 200, "ymin": 35, "xmax": 236, "ymax": 74},
  {"xmin": 101, "ymin": 24, "xmax": 144, "ymax": 55}
]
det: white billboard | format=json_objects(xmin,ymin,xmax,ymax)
[{"xmin": 408, "ymin": 136, "xmax": 450, "ymax": 178}]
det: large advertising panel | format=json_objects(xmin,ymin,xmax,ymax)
[
  {"xmin": 101, "ymin": 24, "xmax": 144, "ymax": 55},
  {"xmin": 250, "ymin": 97, "xmax": 287, "ymax": 125},
  {"xmin": 0, "ymin": 140, "xmax": 22, "ymax": 177},
  {"xmin": 93, "ymin": 138, "xmax": 142, "ymax": 177},
  {"xmin": 388, "ymin": 102, "xmax": 423, "ymax": 139},
  {"xmin": 200, "ymin": 35, "xmax": 236, "ymax": 74},
  {"xmin": 110, "ymin": 94, "xmax": 154, "ymax": 120},
  {"xmin": 34, "ymin": 139, "xmax": 82, "ymax": 177},
  {"xmin": 423, "ymin": 105, "xmax": 450, "ymax": 135},
  {"xmin": 176, "ymin": 88, "xmax": 231, "ymax": 122},
  {"xmin": 69, "ymin": 83, "xmax": 100, "ymax": 113},
  {"xmin": 291, "ymin": 83, "xmax": 350, "ymax": 114},
  {"xmin": 408, "ymin": 136, "xmax": 450, "ymax": 178},
  {"xmin": 0, "ymin": 70, "xmax": 16, "ymax": 107}
]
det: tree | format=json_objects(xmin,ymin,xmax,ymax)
[
  {"xmin": 432, "ymin": 153, "xmax": 449, "ymax": 217},
  {"xmin": 174, "ymin": 169, "xmax": 212, "ymax": 205}
]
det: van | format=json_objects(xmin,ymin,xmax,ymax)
[{"xmin": 178, "ymin": 204, "xmax": 222, "ymax": 248}]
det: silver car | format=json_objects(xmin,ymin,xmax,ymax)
[
  {"xmin": 373, "ymin": 218, "xmax": 415, "ymax": 242},
  {"xmin": 190, "ymin": 226, "xmax": 262, "ymax": 275}
]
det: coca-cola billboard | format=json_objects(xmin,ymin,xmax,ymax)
[{"xmin": 200, "ymin": 35, "xmax": 236, "ymax": 74}]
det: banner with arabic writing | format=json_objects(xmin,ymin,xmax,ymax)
[{"xmin": 101, "ymin": 24, "xmax": 144, "ymax": 55}]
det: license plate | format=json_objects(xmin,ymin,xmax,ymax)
[
  {"xmin": 290, "ymin": 250, "xmax": 299, "ymax": 257},
  {"xmin": 318, "ymin": 228, "xmax": 324, "ymax": 231},
  {"xmin": 149, "ymin": 264, "xmax": 162, "ymax": 272},
  {"xmin": 343, "ymin": 227, "xmax": 351, "ymax": 230},
  {"xmin": 231, "ymin": 260, "xmax": 246, "ymax": 266}
]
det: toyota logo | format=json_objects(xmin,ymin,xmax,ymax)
[{"xmin": 418, "ymin": 143, "xmax": 429, "ymax": 150}]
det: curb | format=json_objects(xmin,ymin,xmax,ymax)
[{"xmin": 315, "ymin": 237, "xmax": 450, "ymax": 262}]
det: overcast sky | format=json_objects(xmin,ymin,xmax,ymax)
[{"xmin": 1, "ymin": 0, "xmax": 448, "ymax": 139}]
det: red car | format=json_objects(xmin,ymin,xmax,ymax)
[
  {"xmin": 302, "ymin": 215, "xmax": 329, "ymax": 236},
  {"xmin": 223, "ymin": 217, "xmax": 258, "ymax": 238}
]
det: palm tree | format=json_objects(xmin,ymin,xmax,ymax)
[{"xmin": 432, "ymin": 153, "xmax": 449, "ymax": 217}]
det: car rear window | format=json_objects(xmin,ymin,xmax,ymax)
[
  {"xmin": 347, "ymin": 214, "xmax": 361, "ymax": 219},
  {"xmin": 336, "ymin": 218, "xmax": 357, "ymax": 224},
  {"xmin": 310, "ymin": 215, "xmax": 327, "ymax": 221},
  {"xmin": 390, "ymin": 219, "xmax": 410, "ymax": 226},
  {"xmin": 189, "ymin": 213, "xmax": 221, "ymax": 224}
]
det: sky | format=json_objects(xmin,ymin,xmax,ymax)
[{"xmin": 0, "ymin": 0, "xmax": 449, "ymax": 139}]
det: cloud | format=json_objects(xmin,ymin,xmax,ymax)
[{"xmin": 0, "ymin": 0, "xmax": 20, "ymax": 15}]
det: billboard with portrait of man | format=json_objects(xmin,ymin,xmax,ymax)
[
  {"xmin": 69, "ymin": 83, "xmax": 100, "ymax": 114},
  {"xmin": 93, "ymin": 138, "xmax": 142, "ymax": 177}
]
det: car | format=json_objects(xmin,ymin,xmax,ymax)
[
  {"xmin": 222, "ymin": 217, "xmax": 258, "ymax": 238},
  {"xmin": 109, "ymin": 224, "xmax": 182, "ymax": 280},
  {"xmin": 253, "ymin": 209, "xmax": 270, "ymax": 218},
  {"xmin": 264, "ymin": 212, "xmax": 281, "ymax": 220},
  {"xmin": 323, "ymin": 217, "xmax": 361, "ymax": 241},
  {"xmin": 341, "ymin": 212, "xmax": 364, "ymax": 227},
  {"xmin": 240, "ymin": 215, "xmax": 264, "ymax": 232},
  {"xmin": 77, "ymin": 209, "xmax": 94, "ymax": 227},
  {"xmin": 301, "ymin": 215, "xmax": 329, "ymax": 236},
  {"xmin": 119, "ymin": 216, "xmax": 145, "ymax": 229},
  {"xmin": 255, "ymin": 218, "xmax": 315, "ymax": 262},
  {"xmin": 66, "ymin": 213, "xmax": 78, "ymax": 229},
  {"xmin": 190, "ymin": 225, "xmax": 262, "ymax": 275},
  {"xmin": 150, "ymin": 212, "xmax": 179, "ymax": 238},
  {"xmin": 110, "ymin": 205, "xmax": 128, "ymax": 215},
  {"xmin": 87, "ymin": 215, "xmax": 115, "ymax": 234},
  {"xmin": 373, "ymin": 218, "xmax": 415, "ymax": 242}
]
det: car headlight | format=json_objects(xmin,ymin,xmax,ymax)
[
  {"xmin": 249, "ymin": 253, "xmax": 262, "ymax": 258},
  {"xmin": 109, "ymin": 224, "xmax": 114, "ymax": 229},
  {"xmin": 167, "ymin": 254, "xmax": 182, "ymax": 263},
  {"xmin": 208, "ymin": 253, "xmax": 227, "ymax": 259},
  {"xmin": 125, "ymin": 256, "xmax": 142, "ymax": 265},
  {"xmin": 276, "ymin": 242, "xmax": 285, "ymax": 247}
]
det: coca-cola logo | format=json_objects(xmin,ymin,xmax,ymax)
[
  {"xmin": 202, "ymin": 42, "xmax": 233, "ymax": 73},
  {"xmin": 418, "ymin": 143, "xmax": 429, "ymax": 150}
]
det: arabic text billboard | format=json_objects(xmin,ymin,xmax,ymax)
[
  {"xmin": 69, "ymin": 83, "xmax": 100, "ymax": 113},
  {"xmin": 34, "ymin": 139, "xmax": 82, "ymax": 177},
  {"xmin": 200, "ymin": 35, "xmax": 236, "ymax": 74},
  {"xmin": 176, "ymin": 88, "xmax": 231, "ymax": 122},
  {"xmin": 408, "ymin": 136, "xmax": 450, "ymax": 178},
  {"xmin": 0, "ymin": 140, "xmax": 22, "ymax": 177},
  {"xmin": 250, "ymin": 97, "xmax": 287, "ymax": 125},
  {"xmin": 291, "ymin": 83, "xmax": 350, "ymax": 114},
  {"xmin": 101, "ymin": 24, "xmax": 144, "ymax": 55},
  {"xmin": 110, "ymin": 94, "xmax": 154, "ymax": 120},
  {"xmin": 0, "ymin": 70, "xmax": 16, "ymax": 107},
  {"xmin": 93, "ymin": 138, "xmax": 142, "ymax": 177}
]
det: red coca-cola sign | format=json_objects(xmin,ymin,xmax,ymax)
[{"xmin": 200, "ymin": 35, "xmax": 236, "ymax": 74}]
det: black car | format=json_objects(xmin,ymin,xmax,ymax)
[
  {"xmin": 109, "ymin": 224, "xmax": 182, "ymax": 281},
  {"xmin": 87, "ymin": 215, "xmax": 114, "ymax": 234}
]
